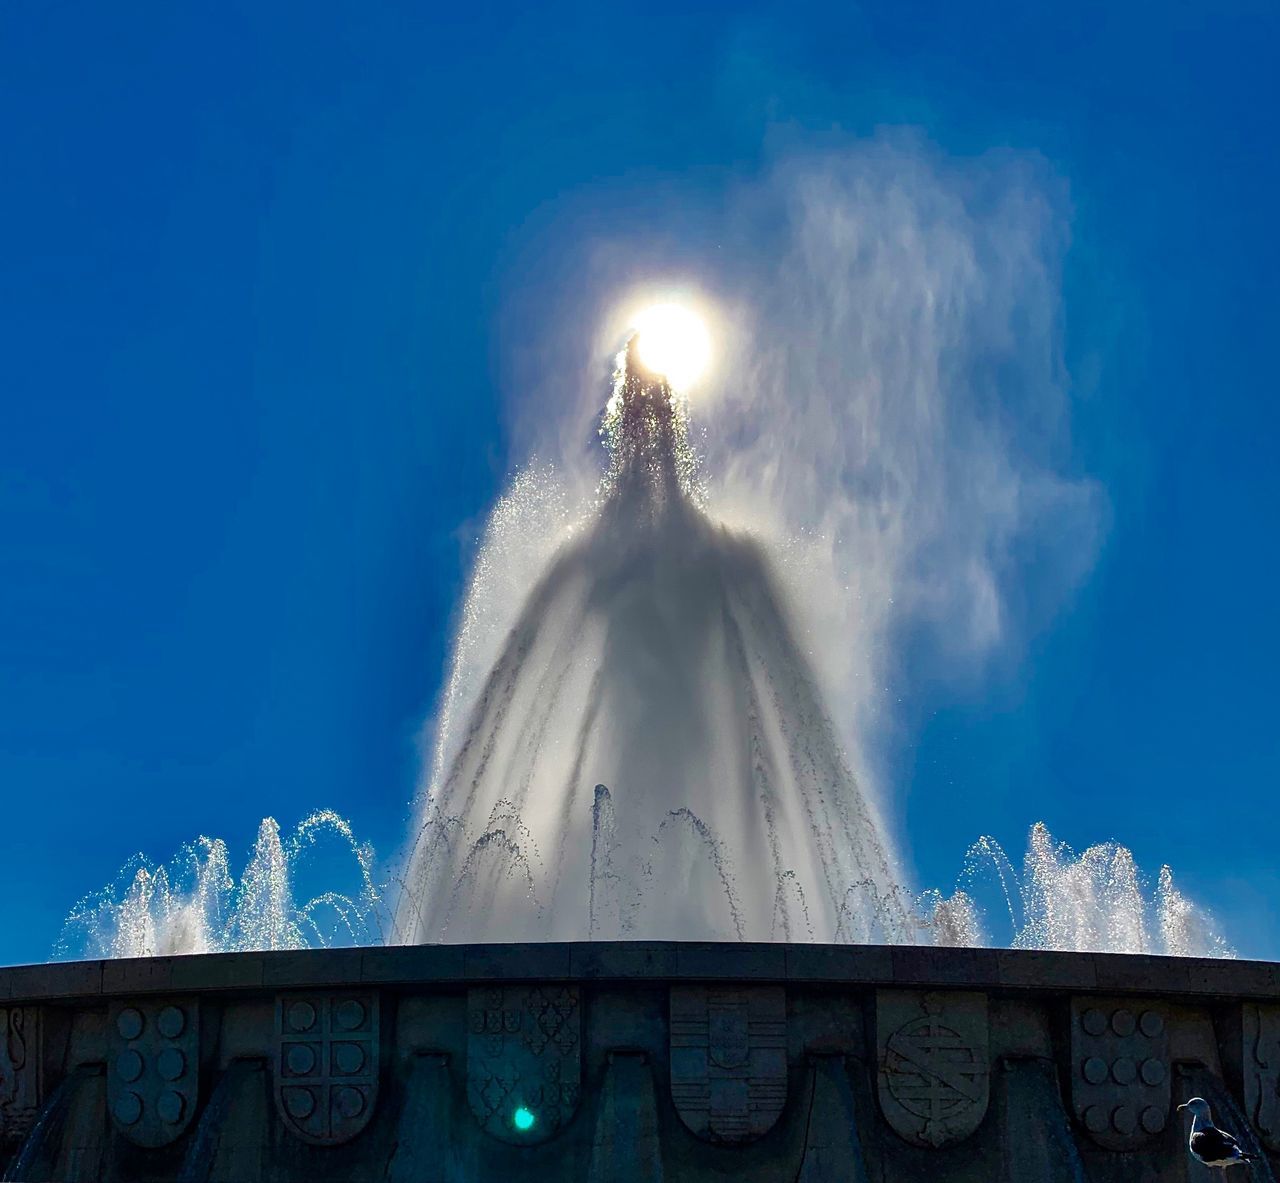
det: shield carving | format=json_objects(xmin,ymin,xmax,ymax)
[
  {"xmin": 0, "ymin": 1006, "xmax": 41, "ymax": 1145},
  {"xmin": 275, "ymin": 992, "xmax": 380, "ymax": 1145},
  {"xmin": 1068, "ymin": 997, "xmax": 1171, "ymax": 1150},
  {"xmin": 876, "ymin": 990, "xmax": 989, "ymax": 1148},
  {"xmin": 1243, "ymin": 1003, "xmax": 1280, "ymax": 1152},
  {"xmin": 669, "ymin": 985, "xmax": 788, "ymax": 1143},
  {"xmin": 467, "ymin": 985, "xmax": 581, "ymax": 1144},
  {"xmin": 108, "ymin": 999, "xmax": 199, "ymax": 1147}
]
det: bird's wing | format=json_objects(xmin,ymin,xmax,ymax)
[{"xmin": 1191, "ymin": 1128, "xmax": 1243, "ymax": 1161}]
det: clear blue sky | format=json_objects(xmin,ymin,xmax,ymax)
[{"xmin": 2, "ymin": 1, "xmax": 1277, "ymax": 966}]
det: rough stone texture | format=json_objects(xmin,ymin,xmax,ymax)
[
  {"xmin": 384, "ymin": 1053, "xmax": 463, "ymax": 1183},
  {"xmin": 589, "ymin": 1052, "xmax": 663, "ymax": 1182},
  {"xmin": 178, "ymin": 1059, "xmax": 271, "ymax": 1183},
  {"xmin": 0, "ymin": 941, "xmax": 1276, "ymax": 1181},
  {"xmin": 797, "ymin": 1056, "xmax": 869, "ymax": 1182},
  {"xmin": 995, "ymin": 1057, "xmax": 1087, "ymax": 1182}
]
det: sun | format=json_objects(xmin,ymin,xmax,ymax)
[{"xmin": 632, "ymin": 302, "xmax": 712, "ymax": 391}]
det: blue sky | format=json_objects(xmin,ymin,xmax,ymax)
[{"xmin": 2, "ymin": 1, "xmax": 1277, "ymax": 965}]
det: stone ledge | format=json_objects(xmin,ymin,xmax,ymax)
[{"xmin": 3, "ymin": 942, "xmax": 1277, "ymax": 1003}]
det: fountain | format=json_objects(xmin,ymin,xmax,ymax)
[
  {"xmin": 7, "ymin": 333, "xmax": 1267, "ymax": 1183},
  {"xmin": 51, "ymin": 338, "xmax": 1234, "ymax": 966},
  {"xmin": 396, "ymin": 337, "xmax": 906, "ymax": 946}
]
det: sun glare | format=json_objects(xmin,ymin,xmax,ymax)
[{"xmin": 632, "ymin": 302, "xmax": 711, "ymax": 390}]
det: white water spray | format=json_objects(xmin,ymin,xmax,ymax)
[
  {"xmin": 395, "ymin": 339, "xmax": 906, "ymax": 944},
  {"xmin": 56, "ymin": 812, "xmax": 382, "ymax": 960},
  {"xmin": 389, "ymin": 341, "xmax": 1232, "ymax": 957},
  {"xmin": 52, "ymin": 343, "xmax": 1236, "ymax": 960},
  {"xmin": 51, "ymin": 140, "xmax": 1236, "ymax": 963}
]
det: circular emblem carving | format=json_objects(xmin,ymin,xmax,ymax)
[
  {"xmin": 156, "ymin": 1090, "xmax": 185, "ymax": 1125},
  {"xmin": 114, "ymin": 1091, "xmax": 143, "ymax": 1126},
  {"xmin": 882, "ymin": 998, "xmax": 986, "ymax": 1148},
  {"xmin": 335, "ymin": 999, "xmax": 365, "ymax": 1031},
  {"xmin": 157, "ymin": 1006, "xmax": 186, "ymax": 1040},
  {"xmin": 1083, "ymin": 1105, "xmax": 1109, "ymax": 1133},
  {"xmin": 1140, "ymin": 1058, "xmax": 1166, "ymax": 1086},
  {"xmin": 284, "ymin": 1087, "xmax": 316, "ymax": 1119},
  {"xmin": 1081, "ymin": 1008, "xmax": 1108, "ymax": 1037},
  {"xmin": 336, "ymin": 1086, "xmax": 365, "ymax": 1119},
  {"xmin": 334, "ymin": 1043, "xmax": 365, "ymax": 1074},
  {"xmin": 1113, "ymin": 1105, "xmax": 1137, "ymax": 1134}
]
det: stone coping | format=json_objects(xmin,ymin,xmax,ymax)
[{"xmin": 0, "ymin": 942, "xmax": 1276, "ymax": 1004}]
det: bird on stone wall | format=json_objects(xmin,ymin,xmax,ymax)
[{"xmin": 1178, "ymin": 1097, "xmax": 1258, "ymax": 1170}]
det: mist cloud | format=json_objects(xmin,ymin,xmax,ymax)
[{"xmin": 488, "ymin": 133, "xmax": 1106, "ymax": 791}]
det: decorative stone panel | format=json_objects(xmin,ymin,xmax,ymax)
[
  {"xmin": 876, "ymin": 990, "xmax": 989, "ymax": 1148},
  {"xmin": 1069, "ymin": 998, "xmax": 1170, "ymax": 1150},
  {"xmin": 0, "ymin": 1006, "xmax": 41, "ymax": 1144},
  {"xmin": 669, "ymin": 985, "xmax": 788, "ymax": 1144},
  {"xmin": 467, "ymin": 985, "xmax": 581, "ymax": 1144},
  {"xmin": 1243, "ymin": 1002, "xmax": 1280, "ymax": 1152},
  {"xmin": 108, "ymin": 999, "xmax": 199, "ymax": 1147},
  {"xmin": 275, "ymin": 992, "xmax": 380, "ymax": 1145}
]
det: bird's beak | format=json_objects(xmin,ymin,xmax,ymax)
[{"xmin": 1177, "ymin": 1103, "xmax": 1187, "ymax": 1111}]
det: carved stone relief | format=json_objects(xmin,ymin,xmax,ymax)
[
  {"xmin": 1243, "ymin": 1002, "xmax": 1280, "ymax": 1152},
  {"xmin": 108, "ymin": 999, "xmax": 200, "ymax": 1147},
  {"xmin": 669, "ymin": 985, "xmax": 788, "ymax": 1143},
  {"xmin": 876, "ymin": 990, "xmax": 989, "ymax": 1148},
  {"xmin": 1068, "ymin": 998, "xmax": 1170, "ymax": 1150},
  {"xmin": 466, "ymin": 985, "xmax": 581, "ymax": 1144},
  {"xmin": 274, "ymin": 992, "xmax": 380, "ymax": 1145},
  {"xmin": 0, "ymin": 1006, "xmax": 41, "ymax": 1144}
]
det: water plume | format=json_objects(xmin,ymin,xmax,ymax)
[
  {"xmin": 53, "ymin": 135, "xmax": 1237, "ymax": 963},
  {"xmin": 55, "ymin": 811, "xmax": 383, "ymax": 960},
  {"xmin": 959, "ymin": 822, "xmax": 1234, "ymax": 957},
  {"xmin": 395, "ymin": 340, "xmax": 906, "ymax": 943}
]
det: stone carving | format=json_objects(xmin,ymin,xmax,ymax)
[
  {"xmin": 108, "ymin": 999, "xmax": 200, "ymax": 1147},
  {"xmin": 467, "ymin": 985, "xmax": 581, "ymax": 1144},
  {"xmin": 876, "ymin": 990, "xmax": 989, "ymax": 1148},
  {"xmin": 1243, "ymin": 1002, "xmax": 1280, "ymax": 1152},
  {"xmin": 0, "ymin": 1006, "xmax": 41, "ymax": 1144},
  {"xmin": 1068, "ymin": 997, "xmax": 1170, "ymax": 1150},
  {"xmin": 274, "ymin": 992, "xmax": 380, "ymax": 1145},
  {"xmin": 669, "ymin": 985, "xmax": 788, "ymax": 1143}
]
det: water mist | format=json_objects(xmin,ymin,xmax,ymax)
[{"xmin": 396, "ymin": 339, "xmax": 907, "ymax": 945}]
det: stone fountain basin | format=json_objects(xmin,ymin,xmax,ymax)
[{"xmin": 1, "ymin": 942, "xmax": 1277, "ymax": 1181}]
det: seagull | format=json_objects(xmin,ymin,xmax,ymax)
[{"xmin": 1178, "ymin": 1098, "xmax": 1257, "ymax": 1170}]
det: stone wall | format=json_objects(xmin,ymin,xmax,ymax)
[{"xmin": 0, "ymin": 942, "xmax": 1277, "ymax": 1181}]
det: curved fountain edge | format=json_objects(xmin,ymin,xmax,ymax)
[
  {"xmin": 3, "ymin": 942, "xmax": 1280, "ymax": 1181},
  {"xmin": 2, "ymin": 941, "xmax": 1277, "ymax": 1003}
]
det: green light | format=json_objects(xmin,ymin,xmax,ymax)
[{"xmin": 513, "ymin": 1106, "xmax": 536, "ymax": 1132}]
